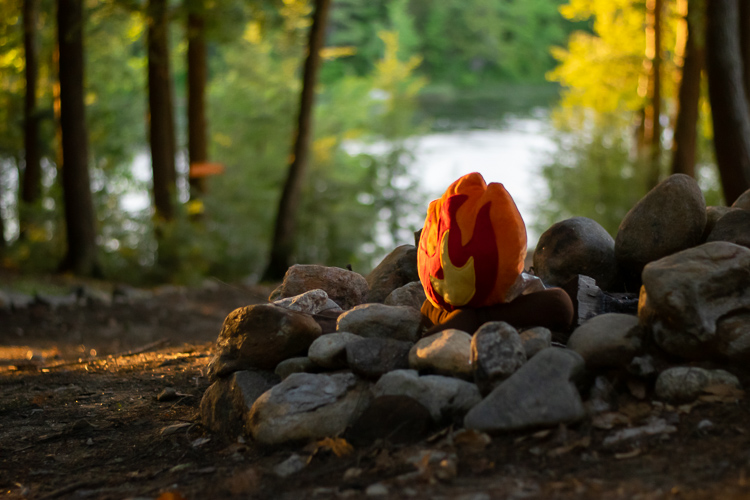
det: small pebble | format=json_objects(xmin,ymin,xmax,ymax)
[
  {"xmin": 697, "ymin": 419, "xmax": 714, "ymax": 430},
  {"xmin": 366, "ymin": 483, "xmax": 389, "ymax": 496}
]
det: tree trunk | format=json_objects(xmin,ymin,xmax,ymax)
[
  {"xmin": 187, "ymin": 8, "xmax": 207, "ymax": 200},
  {"xmin": 671, "ymin": 0, "xmax": 705, "ymax": 177},
  {"xmin": 23, "ymin": 0, "xmax": 42, "ymax": 212},
  {"xmin": 706, "ymin": 0, "xmax": 750, "ymax": 204},
  {"xmin": 147, "ymin": 0, "xmax": 177, "ymax": 222},
  {"xmin": 263, "ymin": 0, "xmax": 332, "ymax": 281},
  {"xmin": 740, "ymin": 0, "xmax": 750, "ymax": 110},
  {"xmin": 644, "ymin": 0, "xmax": 663, "ymax": 189},
  {"xmin": 57, "ymin": 0, "xmax": 99, "ymax": 276}
]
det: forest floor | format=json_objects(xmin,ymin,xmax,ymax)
[{"xmin": 2, "ymin": 270, "xmax": 750, "ymax": 500}]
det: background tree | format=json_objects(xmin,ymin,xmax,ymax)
[
  {"xmin": 57, "ymin": 0, "xmax": 99, "ymax": 275},
  {"xmin": 706, "ymin": 0, "xmax": 750, "ymax": 204},
  {"xmin": 22, "ymin": 0, "xmax": 42, "ymax": 234},
  {"xmin": 671, "ymin": 0, "xmax": 704, "ymax": 177},
  {"xmin": 264, "ymin": 0, "xmax": 332, "ymax": 281},
  {"xmin": 147, "ymin": 0, "xmax": 177, "ymax": 223},
  {"xmin": 186, "ymin": 0, "xmax": 208, "ymax": 201}
]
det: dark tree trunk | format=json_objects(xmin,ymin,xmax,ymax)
[
  {"xmin": 671, "ymin": 0, "xmax": 705, "ymax": 177},
  {"xmin": 23, "ymin": 0, "xmax": 42, "ymax": 212},
  {"xmin": 57, "ymin": 0, "xmax": 99, "ymax": 276},
  {"xmin": 645, "ymin": 0, "xmax": 663, "ymax": 189},
  {"xmin": 147, "ymin": 0, "xmax": 177, "ymax": 222},
  {"xmin": 187, "ymin": 9, "xmax": 207, "ymax": 200},
  {"xmin": 706, "ymin": 0, "xmax": 750, "ymax": 204},
  {"xmin": 740, "ymin": 0, "xmax": 750, "ymax": 109},
  {"xmin": 263, "ymin": 0, "xmax": 332, "ymax": 281}
]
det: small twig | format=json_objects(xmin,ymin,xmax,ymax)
[
  {"xmin": 37, "ymin": 479, "xmax": 106, "ymax": 500},
  {"xmin": 44, "ymin": 339, "xmax": 170, "ymax": 370}
]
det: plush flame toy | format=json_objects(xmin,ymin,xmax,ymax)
[{"xmin": 418, "ymin": 172, "xmax": 527, "ymax": 311}]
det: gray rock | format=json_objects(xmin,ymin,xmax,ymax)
[
  {"xmin": 519, "ymin": 327, "xmax": 552, "ymax": 359},
  {"xmin": 273, "ymin": 289, "xmax": 331, "ymax": 315},
  {"xmin": 374, "ymin": 369, "xmax": 482, "ymax": 424},
  {"xmin": 384, "ymin": 281, "xmax": 427, "ymax": 310},
  {"xmin": 337, "ymin": 303, "xmax": 423, "ymax": 342},
  {"xmin": 8, "ymin": 292, "xmax": 34, "ymax": 309},
  {"xmin": 308, "ymin": 332, "xmax": 363, "ymax": 369},
  {"xmin": 655, "ymin": 366, "xmax": 741, "ymax": 403},
  {"xmin": 567, "ymin": 313, "xmax": 642, "ymax": 368},
  {"xmin": 602, "ymin": 416, "xmax": 677, "ymax": 447},
  {"xmin": 703, "ymin": 206, "xmax": 737, "ymax": 241},
  {"xmin": 706, "ymin": 209, "xmax": 750, "ymax": 249},
  {"xmin": 639, "ymin": 242, "xmax": 750, "ymax": 359},
  {"xmin": 471, "ymin": 322, "xmax": 526, "ymax": 395},
  {"xmin": 732, "ymin": 188, "xmax": 750, "ymax": 210},
  {"xmin": 269, "ymin": 265, "xmax": 369, "ymax": 310},
  {"xmin": 207, "ymin": 304, "xmax": 322, "ymax": 378},
  {"xmin": 408, "ymin": 329, "xmax": 473, "ymax": 379},
  {"xmin": 200, "ymin": 370, "xmax": 279, "ymax": 438},
  {"xmin": 464, "ymin": 348, "xmax": 586, "ymax": 433},
  {"xmin": 275, "ymin": 357, "xmax": 320, "ymax": 380},
  {"xmin": 274, "ymin": 454, "xmax": 310, "ymax": 477},
  {"xmin": 366, "ymin": 245, "xmax": 419, "ymax": 303},
  {"xmin": 346, "ymin": 338, "xmax": 412, "ymax": 379},
  {"xmin": 533, "ymin": 217, "xmax": 619, "ymax": 291},
  {"xmin": 615, "ymin": 174, "xmax": 706, "ymax": 287},
  {"xmin": 247, "ymin": 372, "xmax": 371, "ymax": 445}
]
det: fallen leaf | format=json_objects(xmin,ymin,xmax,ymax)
[
  {"xmin": 314, "ymin": 437, "xmax": 354, "ymax": 457},
  {"xmin": 699, "ymin": 384, "xmax": 745, "ymax": 403},
  {"xmin": 157, "ymin": 491, "xmax": 187, "ymax": 500},
  {"xmin": 627, "ymin": 379, "xmax": 647, "ymax": 400},
  {"xmin": 592, "ymin": 412, "xmax": 630, "ymax": 430},
  {"xmin": 547, "ymin": 436, "xmax": 591, "ymax": 457},
  {"xmin": 160, "ymin": 422, "xmax": 191, "ymax": 436},
  {"xmin": 453, "ymin": 429, "xmax": 492, "ymax": 452},
  {"xmin": 168, "ymin": 463, "xmax": 193, "ymax": 473},
  {"xmin": 226, "ymin": 467, "xmax": 261, "ymax": 496},
  {"xmin": 614, "ymin": 448, "xmax": 641, "ymax": 460},
  {"xmin": 191, "ymin": 437, "xmax": 210, "ymax": 448},
  {"xmin": 618, "ymin": 402, "xmax": 652, "ymax": 422}
]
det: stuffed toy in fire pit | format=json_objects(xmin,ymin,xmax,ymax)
[{"xmin": 418, "ymin": 172, "xmax": 574, "ymax": 335}]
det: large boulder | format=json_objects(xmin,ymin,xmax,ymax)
[
  {"xmin": 366, "ymin": 245, "xmax": 420, "ymax": 303},
  {"xmin": 247, "ymin": 372, "xmax": 371, "ymax": 445},
  {"xmin": 269, "ymin": 265, "xmax": 369, "ymax": 310},
  {"xmin": 533, "ymin": 217, "xmax": 619, "ymax": 291},
  {"xmin": 567, "ymin": 313, "xmax": 643, "ymax": 369},
  {"xmin": 615, "ymin": 174, "xmax": 706, "ymax": 287},
  {"xmin": 706, "ymin": 210, "xmax": 750, "ymax": 249},
  {"xmin": 207, "ymin": 304, "xmax": 322, "ymax": 377},
  {"xmin": 200, "ymin": 370, "xmax": 280, "ymax": 439},
  {"xmin": 639, "ymin": 242, "xmax": 750, "ymax": 359},
  {"xmin": 336, "ymin": 303, "xmax": 423, "ymax": 342},
  {"xmin": 464, "ymin": 348, "xmax": 586, "ymax": 433}
]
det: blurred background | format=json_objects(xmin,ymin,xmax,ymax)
[{"xmin": 0, "ymin": 0, "xmax": 730, "ymax": 284}]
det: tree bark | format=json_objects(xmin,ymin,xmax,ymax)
[
  {"xmin": 740, "ymin": 0, "xmax": 750, "ymax": 110},
  {"xmin": 644, "ymin": 0, "xmax": 663, "ymax": 189},
  {"xmin": 187, "ymin": 8, "xmax": 207, "ymax": 200},
  {"xmin": 23, "ymin": 0, "xmax": 42, "ymax": 211},
  {"xmin": 263, "ymin": 0, "xmax": 332, "ymax": 281},
  {"xmin": 671, "ymin": 0, "xmax": 705, "ymax": 177},
  {"xmin": 147, "ymin": 0, "xmax": 177, "ymax": 222},
  {"xmin": 706, "ymin": 0, "xmax": 750, "ymax": 204},
  {"xmin": 57, "ymin": 0, "xmax": 100, "ymax": 276}
]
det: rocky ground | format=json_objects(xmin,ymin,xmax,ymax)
[{"xmin": 2, "ymin": 270, "xmax": 750, "ymax": 500}]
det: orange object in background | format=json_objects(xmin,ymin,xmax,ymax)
[
  {"xmin": 189, "ymin": 162, "xmax": 225, "ymax": 178},
  {"xmin": 417, "ymin": 172, "xmax": 527, "ymax": 312}
]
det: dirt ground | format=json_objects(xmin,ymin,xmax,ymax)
[{"xmin": 3, "ymin": 272, "xmax": 750, "ymax": 500}]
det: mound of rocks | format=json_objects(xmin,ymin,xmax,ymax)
[{"xmin": 200, "ymin": 178, "xmax": 750, "ymax": 449}]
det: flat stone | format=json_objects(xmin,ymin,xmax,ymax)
[
  {"xmin": 408, "ymin": 329, "xmax": 473, "ymax": 379},
  {"xmin": 471, "ymin": 322, "xmax": 526, "ymax": 395},
  {"xmin": 207, "ymin": 304, "xmax": 322, "ymax": 378},
  {"xmin": 639, "ymin": 242, "xmax": 750, "ymax": 359},
  {"xmin": 275, "ymin": 357, "xmax": 321, "ymax": 380},
  {"xmin": 269, "ymin": 265, "xmax": 369, "ymax": 310},
  {"xmin": 247, "ymin": 372, "xmax": 371, "ymax": 445},
  {"xmin": 273, "ymin": 289, "xmax": 331, "ymax": 315},
  {"xmin": 655, "ymin": 366, "xmax": 741, "ymax": 403},
  {"xmin": 366, "ymin": 245, "xmax": 419, "ymax": 303},
  {"xmin": 346, "ymin": 338, "xmax": 412, "ymax": 379},
  {"xmin": 615, "ymin": 174, "xmax": 706, "ymax": 288},
  {"xmin": 337, "ymin": 303, "xmax": 423, "ymax": 342},
  {"xmin": 373, "ymin": 369, "xmax": 481, "ymax": 424},
  {"xmin": 384, "ymin": 281, "xmax": 427, "ymax": 310},
  {"xmin": 200, "ymin": 370, "xmax": 280, "ymax": 439},
  {"xmin": 567, "ymin": 313, "xmax": 642, "ymax": 369},
  {"xmin": 533, "ymin": 217, "xmax": 619, "ymax": 291},
  {"xmin": 308, "ymin": 332, "xmax": 363, "ymax": 369},
  {"xmin": 464, "ymin": 348, "xmax": 586, "ymax": 433},
  {"xmin": 519, "ymin": 327, "xmax": 552, "ymax": 359},
  {"xmin": 706, "ymin": 209, "xmax": 750, "ymax": 249}
]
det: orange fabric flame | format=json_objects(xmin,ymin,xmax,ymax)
[{"xmin": 417, "ymin": 172, "xmax": 527, "ymax": 311}]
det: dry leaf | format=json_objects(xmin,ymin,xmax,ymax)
[
  {"xmin": 618, "ymin": 402, "xmax": 652, "ymax": 422},
  {"xmin": 592, "ymin": 412, "xmax": 630, "ymax": 430},
  {"xmin": 314, "ymin": 437, "xmax": 354, "ymax": 457},
  {"xmin": 699, "ymin": 384, "xmax": 745, "ymax": 403},
  {"xmin": 157, "ymin": 491, "xmax": 187, "ymax": 500},
  {"xmin": 627, "ymin": 379, "xmax": 647, "ymax": 400},
  {"xmin": 547, "ymin": 436, "xmax": 591, "ymax": 457},
  {"xmin": 226, "ymin": 467, "xmax": 261, "ymax": 496},
  {"xmin": 453, "ymin": 429, "xmax": 492, "ymax": 452},
  {"xmin": 614, "ymin": 448, "xmax": 641, "ymax": 460}
]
